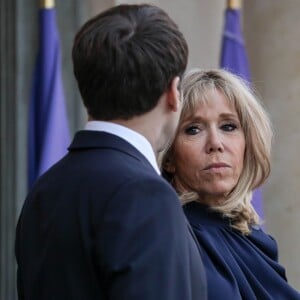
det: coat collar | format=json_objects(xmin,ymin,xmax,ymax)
[{"xmin": 68, "ymin": 130, "xmax": 155, "ymax": 171}]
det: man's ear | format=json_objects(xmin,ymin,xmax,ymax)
[{"xmin": 166, "ymin": 76, "xmax": 180, "ymax": 112}]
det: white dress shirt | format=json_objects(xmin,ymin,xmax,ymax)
[{"xmin": 84, "ymin": 121, "xmax": 160, "ymax": 174}]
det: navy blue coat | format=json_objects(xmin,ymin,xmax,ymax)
[
  {"xmin": 16, "ymin": 131, "xmax": 207, "ymax": 300},
  {"xmin": 184, "ymin": 201, "xmax": 300, "ymax": 300}
]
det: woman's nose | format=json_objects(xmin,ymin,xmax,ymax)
[{"xmin": 205, "ymin": 130, "xmax": 224, "ymax": 153}]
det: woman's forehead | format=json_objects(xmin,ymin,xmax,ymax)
[{"xmin": 183, "ymin": 88, "xmax": 236, "ymax": 115}]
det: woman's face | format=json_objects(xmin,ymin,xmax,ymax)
[{"xmin": 170, "ymin": 89, "xmax": 245, "ymax": 205}]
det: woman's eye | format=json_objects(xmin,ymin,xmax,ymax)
[
  {"xmin": 221, "ymin": 123, "xmax": 237, "ymax": 132},
  {"xmin": 184, "ymin": 126, "xmax": 200, "ymax": 135}
]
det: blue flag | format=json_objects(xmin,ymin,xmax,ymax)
[
  {"xmin": 220, "ymin": 7, "xmax": 264, "ymax": 219},
  {"xmin": 28, "ymin": 6, "xmax": 70, "ymax": 188}
]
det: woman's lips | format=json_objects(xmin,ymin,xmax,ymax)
[{"xmin": 203, "ymin": 163, "xmax": 230, "ymax": 170}]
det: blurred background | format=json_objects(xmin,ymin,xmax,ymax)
[{"xmin": 1, "ymin": 0, "xmax": 300, "ymax": 298}]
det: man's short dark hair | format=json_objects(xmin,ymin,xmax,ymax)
[{"xmin": 72, "ymin": 4, "xmax": 188, "ymax": 120}]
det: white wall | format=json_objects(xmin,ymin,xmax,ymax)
[{"xmin": 245, "ymin": 0, "xmax": 300, "ymax": 290}]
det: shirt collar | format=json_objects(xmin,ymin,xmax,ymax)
[{"xmin": 84, "ymin": 121, "xmax": 160, "ymax": 174}]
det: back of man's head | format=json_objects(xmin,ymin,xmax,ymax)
[{"xmin": 72, "ymin": 4, "xmax": 188, "ymax": 120}]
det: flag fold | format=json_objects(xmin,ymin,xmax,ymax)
[{"xmin": 28, "ymin": 7, "xmax": 70, "ymax": 188}]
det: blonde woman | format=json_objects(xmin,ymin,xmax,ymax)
[{"xmin": 161, "ymin": 69, "xmax": 300, "ymax": 299}]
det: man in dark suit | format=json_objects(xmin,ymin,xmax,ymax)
[{"xmin": 15, "ymin": 4, "xmax": 207, "ymax": 300}]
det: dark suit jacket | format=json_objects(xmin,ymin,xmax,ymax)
[{"xmin": 16, "ymin": 131, "xmax": 207, "ymax": 300}]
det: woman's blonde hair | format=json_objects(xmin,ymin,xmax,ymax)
[{"xmin": 161, "ymin": 68, "xmax": 273, "ymax": 234}]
